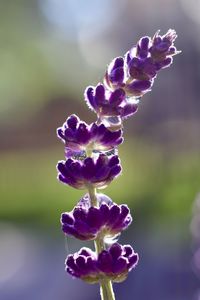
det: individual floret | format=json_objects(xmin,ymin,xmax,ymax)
[
  {"xmin": 66, "ymin": 247, "xmax": 98, "ymax": 283},
  {"xmin": 104, "ymin": 57, "xmax": 125, "ymax": 90}
]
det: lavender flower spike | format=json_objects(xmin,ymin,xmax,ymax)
[
  {"xmin": 66, "ymin": 243, "xmax": 139, "ymax": 283},
  {"xmin": 61, "ymin": 193, "xmax": 132, "ymax": 241},
  {"xmin": 57, "ymin": 29, "xmax": 179, "ymax": 300},
  {"xmin": 57, "ymin": 114, "xmax": 123, "ymax": 158},
  {"xmin": 57, "ymin": 154, "xmax": 121, "ymax": 189}
]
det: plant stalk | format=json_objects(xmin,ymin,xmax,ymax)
[{"xmin": 88, "ymin": 186, "xmax": 116, "ymax": 300}]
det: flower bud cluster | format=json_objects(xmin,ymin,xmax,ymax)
[
  {"xmin": 57, "ymin": 154, "xmax": 121, "ymax": 189},
  {"xmin": 57, "ymin": 114, "xmax": 123, "ymax": 158},
  {"xmin": 56, "ymin": 30, "xmax": 179, "ymax": 297},
  {"xmin": 66, "ymin": 243, "xmax": 138, "ymax": 284},
  {"xmin": 84, "ymin": 29, "xmax": 179, "ymax": 128},
  {"xmin": 61, "ymin": 193, "xmax": 132, "ymax": 241}
]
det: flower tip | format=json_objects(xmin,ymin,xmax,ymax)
[
  {"xmin": 67, "ymin": 113, "xmax": 79, "ymax": 121},
  {"xmin": 153, "ymin": 29, "xmax": 161, "ymax": 39},
  {"xmin": 56, "ymin": 127, "xmax": 63, "ymax": 138},
  {"xmin": 84, "ymin": 85, "xmax": 94, "ymax": 96},
  {"xmin": 67, "ymin": 114, "xmax": 79, "ymax": 129},
  {"xmin": 165, "ymin": 28, "xmax": 177, "ymax": 41},
  {"xmin": 175, "ymin": 49, "xmax": 182, "ymax": 55},
  {"xmin": 96, "ymin": 82, "xmax": 105, "ymax": 89}
]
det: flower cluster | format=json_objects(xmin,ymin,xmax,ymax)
[
  {"xmin": 104, "ymin": 29, "xmax": 178, "ymax": 95},
  {"xmin": 61, "ymin": 193, "xmax": 132, "ymax": 241},
  {"xmin": 57, "ymin": 114, "xmax": 123, "ymax": 158},
  {"xmin": 56, "ymin": 29, "xmax": 179, "ymax": 299},
  {"xmin": 66, "ymin": 243, "xmax": 138, "ymax": 283},
  {"xmin": 57, "ymin": 154, "xmax": 121, "ymax": 189},
  {"xmin": 85, "ymin": 85, "xmax": 138, "ymax": 121},
  {"xmin": 84, "ymin": 29, "xmax": 179, "ymax": 127}
]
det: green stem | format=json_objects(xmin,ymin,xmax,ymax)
[
  {"xmin": 88, "ymin": 186, "xmax": 98, "ymax": 206},
  {"xmin": 100, "ymin": 279, "xmax": 115, "ymax": 300},
  {"xmin": 87, "ymin": 186, "xmax": 116, "ymax": 300}
]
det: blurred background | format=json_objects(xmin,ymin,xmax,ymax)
[{"xmin": 0, "ymin": 0, "xmax": 200, "ymax": 299}]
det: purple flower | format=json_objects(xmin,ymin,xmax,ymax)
[
  {"xmin": 128, "ymin": 57, "xmax": 157, "ymax": 80},
  {"xmin": 104, "ymin": 55, "xmax": 153, "ymax": 97},
  {"xmin": 66, "ymin": 247, "xmax": 98, "ymax": 283},
  {"xmin": 61, "ymin": 193, "xmax": 132, "ymax": 240},
  {"xmin": 125, "ymin": 78, "xmax": 153, "ymax": 96},
  {"xmin": 104, "ymin": 29, "xmax": 179, "ymax": 99},
  {"xmin": 98, "ymin": 243, "xmax": 139, "ymax": 282},
  {"xmin": 85, "ymin": 83, "xmax": 138, "ymax": 119},
  {"xmin": 66, "ymin": 243, "xmax": 139, "ymax": 283},
  {"xmin": 136, "ymin": 36, "xmax": 151, "ymax": 59},
  {"xmin": 104, "ymin": 57, "xmax": 125, "ymax": 90},
  {"xmin": 57, "ymin": 154, "xmax": 121, "ymax": 189},
  {"xmin": 150, "ymin": 29, "xmax": 179, "ymax": 63},
  {"xmin": 57, "ymin": 114, "xmax": 123, "ymax": 158},
  {"xmin": 127, "ymin": 29, "xmax": 179, "ymax": 80}
]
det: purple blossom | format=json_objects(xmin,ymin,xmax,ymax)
[
  {"xmin": 104, "ymin": 57, "xmax": 125, "ymax": 90},
  {"xmin": 57, "ymin": 154, "xmax": 121, "ymax": 189},
  {"xmin": 104, "ymin": 29, "xmax": 179, "ymax": 99},
  {"xmin": 85, "ymin": 83, "xmax": 138, "ymax": 119},
  {"xmin": 66, "ymin": 243, "xmax": 139, "ymax": 283},
  {"xmin": 125, "ymin": 78, "xmax": 153, "ymax": 96},
  {"xmin": 57, "ymin": 29, "xmax": 179, "ymax": 295},
  {"xmin": 57, "ymin": 114, "xmax": 123, "ymax": 158},
  {"xmin": 150, "ymin": 29, "xmax": 179, "ymax": 63},
  {"xmin": 128, "ymin": 57, "xmax": 157, "ymax": 80},
  {"xmin": 126, "ymin": 29, "xmax": 179, "ymax": 82},
  {"xmin": 66, "ymin": 247, "xmax": 98, "ymax": 283},
  {"xmin": 61, "ymin": 193, "xmax": 132, "ymax": 241},
  {"xmin": 136, "ymin": 36, "xmax": 150, "ymax": 59}
]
